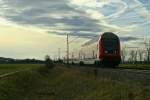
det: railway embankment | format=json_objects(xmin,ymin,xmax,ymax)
[{"xmin": 0, "ymin": 64, "xmax": 150, "ymax": 100}]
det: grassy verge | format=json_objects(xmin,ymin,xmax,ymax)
[
  {"xmin": 0, "ymin": 64, "xmax": 47, "ymax": 100},
  {"xmin": 0, "ymin": 64, "xmax": 150, "ymax": 100},
  {"xmin": 119, "ymin": 64, "xmax": 150, "ymax": 70},
  {"xmin": 0, "ymin": 64, "xmax": 43, "ymax": 75}
]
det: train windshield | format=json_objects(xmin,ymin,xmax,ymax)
[{"xmin": 103, "ymin": 39, "xmax": 119, "ymax": 50}]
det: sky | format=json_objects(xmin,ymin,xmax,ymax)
[{"xmin": 0, "ymin": 0, "xmax": 149, "ymax": 59}]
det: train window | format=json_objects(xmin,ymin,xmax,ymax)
[{"xmin": 103, "ymin": 39, "xmax": 119, "ymax": 50}]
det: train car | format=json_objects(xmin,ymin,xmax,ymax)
[
  {"xmin": 97, "ymin": 32, "xmax": 121, "ymax": 66},
  {"xmin": 78, "ymin": 32, "xmax": 121, "ymax": 67}
]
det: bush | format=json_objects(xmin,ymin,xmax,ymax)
[
  {"xmin": 45, "ymin": 55, "xmax": 55, "ymax": 68},
  {"xmin": 79, "ymin": 61, "xmax": 84, "ymax": 66}
]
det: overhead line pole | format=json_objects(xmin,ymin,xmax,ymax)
[
  {"xmin": 67, "ymin": 34, "xmax": 69, "ymax": 65},
  {"xmin": 58, "ymin": 48, "xmax": 61, "ymax": 60}
]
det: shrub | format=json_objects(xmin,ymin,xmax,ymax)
[
  {"xmin": 45, "ymin": 55, "xmax": 55, "ymax": 68},
  {"xmin": 79, "ymin": 61, "xmax": 84, "ymax": 66}
]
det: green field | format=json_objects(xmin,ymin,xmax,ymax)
[
  {"xmin": 0, "ymin": 64, "xmax": 150, "ymax": 100},
  {"xmin": 0, "ymin": 64, "xmax": 43, "ymax": 75},
  {"xmin": 119, "ymin": 64, "xmax": 150, "ymax": 70}
]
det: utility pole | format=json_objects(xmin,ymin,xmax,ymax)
[
  {"xmin": 67, "ymin": 34, "xmax": 69, "ymax": 64},
  {"xmin": 72, "ymin": 52, "xmax": 74, "ymax": 64},
  {"xmin": 92, "ymin": 50, "xmax": 95, "ymax": 59},
  {"xmin": 58, "ymin": 48, "xmax": 61, "ymax": 60},
  {"xmin": 79, "ymin": 52, "xmax": 81, "ymax": 60}
]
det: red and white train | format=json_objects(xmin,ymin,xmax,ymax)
[
  {"xmin": 70, "ymin": 32, "xmax": 121, "ymax": 67},
  {"xmin": 96, "ymin": 32, "xmax": 121, "ymax": 66}
]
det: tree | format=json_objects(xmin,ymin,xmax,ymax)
[
  {"xmin": 147, "ymin": 48, "xmax": 150, "ymax": 62},
  {"xmin": 138, "ymin": 50, "xmax": 144, "ymax": 62},
  {"xmin": 129, "ymin": 50, "xmax": 134, "ymax": 63},
  {"xmin": 121, "ymin": 47, "xmax": 126, "ymax": 63},
  {"xmin": 134, "ymin": 50, "xmax": 138, "ymax": 63},
  {"xmin": 144, "ymin": 38, "xmax": 150, "ymax": 63}
]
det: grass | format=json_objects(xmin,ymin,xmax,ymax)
[
  {"xmin": 119, "ymin": 64, "xmax": 150, "ymax": 70},
  {"xmin": 0, "ymin": 64, "xmax": 150, "ymax": 100},
  {"xmin": 0, "ymin": 64, "xmax": 43, "ymax": 75}
]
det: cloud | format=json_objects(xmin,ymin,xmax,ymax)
[
  {"xmin": 0, "ymin": 0, "xmax": 104, "ymax": 36},
  {"xmin": 69, "ymin": 0, "xmax": 134, "ymax": 32},
  {"xmin": 47, "ymin": 31, "xmax": 98, "ymax": 39},
  {"xmin": 0, "ymin": 0, "xmax": 149, "ymax": 40},
  {"xmin": 81, "ymin": 34, "xmax": 141, "ymax": 46},
  {"xmin": 120, "ymin": 36, "xmax": 140, "ymax": 42},
  {"xmin": 0, "ymin": 0, "xmax": 130, "ymax": 34}
]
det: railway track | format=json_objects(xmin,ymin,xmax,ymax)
[
  {"xmin": 69, "ymin": 63, "xmax": 150, "ymax": 70},
  {"xmin": 62, "ymin": 62, "xmax": 150, "ymax": 76},
  {"xmin": 64, "ymin": 64, "xmax": 150, "ymax": 85}
]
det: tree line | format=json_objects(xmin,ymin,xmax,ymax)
[
  {"xmin": 121, "ymin": 39, "xmax": 150, "ymax": 64},
  {"xmin": 0, "ymin": 57, "xmax": 44, "ymax": 64}
]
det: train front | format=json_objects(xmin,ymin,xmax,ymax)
[{"xmin": 98, "ymin": 32, "xmax": 121, "ymax": 66}]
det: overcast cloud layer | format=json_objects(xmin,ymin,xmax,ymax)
[
  {"xmin": 0, "ymin": 0, "xmax": 149, "ymax": 58},
  {"xmin": 0, "ymin": 0, "xmax": 149, "ymax": 38}
]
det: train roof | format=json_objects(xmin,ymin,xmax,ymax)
[{"xmin": 101, "ymin": 32, "xmax": 119, "ymax": 39}]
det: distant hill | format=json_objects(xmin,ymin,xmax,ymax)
[{"xmin": 0, "ymin": 57, "xmax": 44, "ymax": 64}]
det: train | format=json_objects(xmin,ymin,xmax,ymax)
[
  {"xmin": 67, "ymin": 32, "xmax": 121, "ymax": 67},
  {"xmin": 95, "ymin": 32, "xmax": 121, "ymax": 66}
]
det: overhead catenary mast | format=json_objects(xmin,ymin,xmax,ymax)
[
  {"xmin": 58, "ymin": 48, "xmax": 61, "ymax": 60},
  {"xmin": 67, "ymin": 34, "xmax": 69, "ymax": 64}
]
